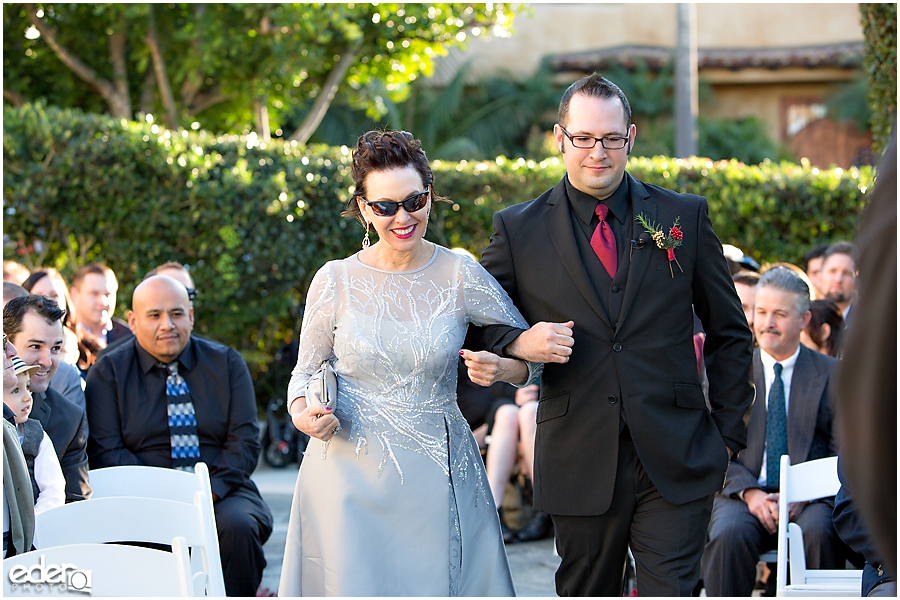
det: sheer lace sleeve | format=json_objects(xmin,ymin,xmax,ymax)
[
  {"xmin": 459, "ymin": 254, "xmax": 543, "ymax": 386},
  {"xmin": 287, "ymin": 263, "xmax": 338, "ymax": 404}
]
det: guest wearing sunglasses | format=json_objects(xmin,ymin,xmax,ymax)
[{"xmin": 279, "ymin": 130, "xmax": 565, "ymax": 596}]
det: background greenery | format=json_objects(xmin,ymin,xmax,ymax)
[
  {"xmin": 3, "ymin": 103, "xmax": 875, "ymax": 405},
  {"xmin": 860, "ymin": 2, "xmax": 898, "ymax": 152}
]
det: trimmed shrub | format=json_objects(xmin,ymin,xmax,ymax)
[{"xmin": 3, "ymin": 104, "xmax": 874, "ymax": 404}]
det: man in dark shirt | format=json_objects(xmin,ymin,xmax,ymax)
[
  {"xmin": 85, "ymin": 275, "xmax": 273, "ymax": 597},
  {"xmin": 4, "ymin": 295, "xmax": 91, "ymax": 503}
]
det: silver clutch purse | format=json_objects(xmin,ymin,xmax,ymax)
[{"xmin": 306, "ymin": 359, "xmax": 337, "ymax": 411}]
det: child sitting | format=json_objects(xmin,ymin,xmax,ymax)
[{"xmin": 4, "ymin": 356, "xmax": 65, "ymax": 514}]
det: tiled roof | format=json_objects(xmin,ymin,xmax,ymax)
[{"xmin": 547, "ymin": 42, "xmax": 864, "ymax": 72}]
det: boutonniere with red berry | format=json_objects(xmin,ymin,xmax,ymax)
[{"xmin": 636, "ymin": 213, "xmax": 684, "ymax": 278}]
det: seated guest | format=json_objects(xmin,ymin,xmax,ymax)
[
  {"xmin": 24, "ymin": 268, "xmax": 102, "ymax": 373},
  {"xmin": 834, "ymin": 455, "xmax": 895, "ymax": 597},
  {"xmin": 803, "ymin": 244, "xmax": 829, "ymax": 299},
  {"xmin": 4, "ymin": 356, "xmax": 65, "ymax": 514},
  {"xmin": 820, "ymin": 242, "xmax": 859, "ymax": 326},
  {"xmin": 85, "ymin": 275, "xmax": 273, "ymax": 596},
  {"xmin": 733, "ymin": 270, "xmax": 761, "ymax": 345},
  {"xmin": 3, "ymin": 332, "xmax": 35, "ymax": 557},
  {"xmin": 800, "ymin": 299, "xmax": 844, "ymax": 358},
  {"xmin": 4, "ymin": 296, "xmax": 91, "ymax": 503},
  {"xmin": 3, "ymin": 261, "xmax": 30, "ymax": 285},
  {"xmin": 701, "ymin": 267, "xmax": 845, "ymax": 596},
  {"xmin": 456, "ymin": 359, "xmax": 547, "ymax": 543},
  {"xmin": 3, "ymin": 284, "xmax": 87, "ymax": 423},
  {"xmin": 69, "ymin": 263, "xmax": 131, "ymax": 349}
]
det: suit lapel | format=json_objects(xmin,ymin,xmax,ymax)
[
  {"xmin": 542, "ymin": 182, "xmax": 613, "ymax": 332},
  {"xmin": 32, "ymin": 391, "xmax": 51, "ymax": 423},
  {"xmin": 616, "ymin": 175, "xmax": 655, "ymax": 333},
  {"xmin": 747, "ymin": 350, "xmax": 768, "ymax": 474},
  {"xmin": 787, "ymin": 347, "xmax": 821, "ymax": 462}
]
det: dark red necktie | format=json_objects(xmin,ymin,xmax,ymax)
[{"xmin": 591, "ymin": 203, "xmax": 617, "ymax": 278}]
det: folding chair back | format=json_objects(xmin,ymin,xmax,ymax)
[
  {"xmin": 4, "ymin": 536, "xmax": 194, "ymax": 596},
  {"xmin": 85, "ymin": 463, "xmax": 225, "ymax": 596},
  {"xmin": 34, "ymin": 495, "xmax": 224, "ymax": 596},
  {"xmin": 775, "ymin": 455, "xmax": 862, "ymax": 596}
]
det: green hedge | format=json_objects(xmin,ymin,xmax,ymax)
[{"xmin": 3, "ymin": 104, "xmax": 874, "ymax": 404}]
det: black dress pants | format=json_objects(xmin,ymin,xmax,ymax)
[
  {"xmin": 215, "ymin": 483, "xmax": 274, "ymax": 597},
  {"xmin": 552, "ymin": 428, "xmax": 714, "ymax": 596}
]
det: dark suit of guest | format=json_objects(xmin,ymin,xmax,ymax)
[
  {"xmin": 701, "ymin": 345, "xmax": 842, "ymax": 596},
  {"xmin": 30, "ymin": 387, "xmax": 91, "ymax": 503},
  {"xmin": 85, "ymin": 336, "xmax": 273, "ymax": 597},
  {"xmin": 106, "ymin": 316, "xmax": 132, "ymax": 346},
  {"xmin": 474, "ymin": 172, "xmax": 754, "ymax": 595}
]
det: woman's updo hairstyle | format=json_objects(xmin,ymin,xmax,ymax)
[{"xmin": 343, "ymin": 130, "xmax": 446, "ymax": 224}]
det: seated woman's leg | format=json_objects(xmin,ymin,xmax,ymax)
[{"xmin": 485, "ymin": 403, "xmax": 520, "ymax": 508}]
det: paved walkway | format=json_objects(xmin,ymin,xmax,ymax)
[{"xmin": 251, "ymin": 460, "xmax": 559, "ymax": 596}]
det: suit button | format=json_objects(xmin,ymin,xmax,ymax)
[
  {"xmin": 608, "ymin": 395, "xmax": 618, "ymax": 404},
  {"xmin": 611, "ymin": 285, "xmax": 620, "ymax": 293},
  {"xmin": 613, "ymin": 343, "xmax": 623, "ymax": 352}
]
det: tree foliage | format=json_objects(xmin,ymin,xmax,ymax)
[
  {"xmin": 859, "ymin": 3, "xmax": 897, "ymax": 152},
  {"xmin": 3, "ymin": 3, "xmax": 519, "ymax": 142}
]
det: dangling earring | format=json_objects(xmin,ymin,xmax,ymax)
[{"xmin": 362, "ymin": 220, "xmax": 371, "ymax": 250}]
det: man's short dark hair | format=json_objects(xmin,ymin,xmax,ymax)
[
  {"xmin": 71, "ymin": 262, "xmax": 116, "ymax": 289},
  {"xmin": 733, "ymin": 270, "xmax": 761, "ymax": 287},
  {"xmin": 144, "ymin": 261, "xmax": 188, "ymax": 280},
  {"xmin": 558, "ymin": 73, "xmax": 632, "ymax": 129},
  {"xmin": 822, "ymin": 241, "xmax": 858, "ymax": 271},
  {"xmin": 803, "ymin": 244, "xmax": 828, "ymax": 272},
  {"xmin": 3, "ymin": 294, "xmax": 67, "ymax": 339}
]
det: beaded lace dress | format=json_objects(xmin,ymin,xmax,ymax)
[{"xmin": 278, "ymin": 245, "xmax": 539, "ymax": 597}]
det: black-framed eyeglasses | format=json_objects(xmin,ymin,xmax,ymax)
[
  {"xmin": 558, "ymin": 126, "xmax": 630, "ymax": 150},
  {"xmin": 361, "ymin": 189, "xmax": 430, "ymax": 217},
  {"xmin": 185, "ymin": 288, "xmax": 198, "ymax": 302}
]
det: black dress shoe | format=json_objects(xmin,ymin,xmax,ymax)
[
  {"xmin": 516, "ymin": 511, "xmax": 553, "ymax": 542},
  {"xmin": 498, "ymin": 510, "xmax": 517, "ymax": 544}
]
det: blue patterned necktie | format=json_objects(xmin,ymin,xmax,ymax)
[
  {"xmin": 159, "ymin": 361, "xmax": 200, "ymax": 472},
  {"xmin": 765, "ymin": 362, "xmax": 787, "ymax": 492}
]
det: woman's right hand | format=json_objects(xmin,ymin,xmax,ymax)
[{"xmin": 290, "ymin": 398, "xmax": 342, "ymax": 442}]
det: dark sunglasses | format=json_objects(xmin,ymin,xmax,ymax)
[
  {"xmin": 361, "ymin": 190, "xmax": 430, "ymax": 217},
  {"xmin": 185, "ymin": 288, "xmax": 198, "ymax": 302}
]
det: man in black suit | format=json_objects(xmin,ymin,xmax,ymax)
[
  {"xmin": 701, "ymin": 267, "xmax": 843, "ymax": 596},
  {"xmin": 3, "ymin": 295, "xmax": 91, "ymax": 502},
  {"xmin": 471, "ymin": 73, "xmax": 754, "ymax": 596},
  {"xmin": 85, "ymin": 275, "xmax": 272, "ymax": 597},
  {"xmin": 69, "ymin": 262, "xmax": 132, "ymax": 348}
]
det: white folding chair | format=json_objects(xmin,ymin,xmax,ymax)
[
  {"xmin": 34, "ymin": 496, "xmax": 225, "ymax": 596},
  {"xmin": 775, "ymin": 455, "xmax": 862, "ymax": 596},
  {"xmin": 4, "ymin": 536, "xmax": 194, "ymax": 596},
  {"xmin": 85, "ymin": 462, "xmax": 225, "ymax": 597}
]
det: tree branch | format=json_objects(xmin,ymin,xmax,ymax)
[
  {"xmin": 180, "ymin": 3, "xmax": 206, "ymax": 107},
  {"xmin": 3, "ymin": 89, "xmax": 26, "ymax": 107},
  {"xmin": 190, "ymin": 91, "xmax": 230, "ymax": 115},
  {"xmin": 24, "ymin": 3, "xmax": 130, "ymax": 118},
  {"xmin": 146, "ymin": 5, "xmax": 179, "ymax": 129},
  {"xmin": 287, "ymin": 41, "xmax": 363, "ymax": 144}
]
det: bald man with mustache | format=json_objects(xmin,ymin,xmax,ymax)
[{"xmin": 85, "ymin": 276, "xmax": 273, "ymax": 596}]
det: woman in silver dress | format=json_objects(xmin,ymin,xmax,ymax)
[{"xmin": 279, "ymin": 131, "xmax": 543, "ymax": 596}]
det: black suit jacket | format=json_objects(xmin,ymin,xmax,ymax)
[
  {"xmin": 31, "ymin": 387, "xmax": 92, "ymax": 502},
  {"xmin": 721, "ymin": 345, "xmax": 837, "ymax": 498},
  {"xmin": 85, "ymin": 335, "xmax": 263, "ymax": 501},
  {"xmin": 476, "ymin": 173, "xmax": 754, "ymax": 515},
  {"xmin": 105, "ymin": 317, "xmax": 133, "ymax": 346}
]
